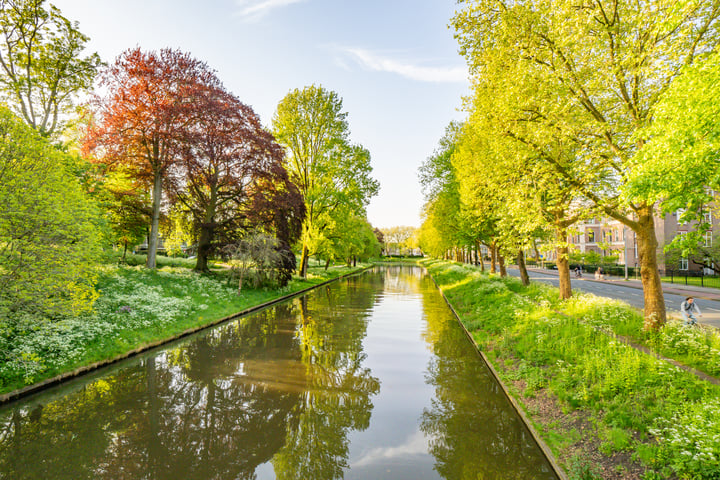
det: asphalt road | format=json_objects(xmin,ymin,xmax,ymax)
[{"xmin": 506, "ymin": 267, "xmax": 720, "ymax": 329}]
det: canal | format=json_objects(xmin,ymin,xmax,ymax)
[{"xmin": 0, "ymin": 265, "xmax": 558, "ymax": 479}]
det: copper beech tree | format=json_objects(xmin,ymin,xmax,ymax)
[
  {"xmin": 84, "ymin": 48, "xmax": 221, "ymax": 269},
  {"xmin": 172, "ymin": 86, "xmax": 304, "ymax": 272}
]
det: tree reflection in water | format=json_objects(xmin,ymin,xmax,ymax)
[
  {"xmin": 273, "ymin": 277, "xmax": 381, "ymax": 480},
  {"xmin": 0, "ymin": 276, "xmax": 381, "ymax": 480},
  {"xmin": 419, "ymin": 274, "xmax": 558, "ymax": 480}
]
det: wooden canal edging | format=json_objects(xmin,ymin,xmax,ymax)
[
  {"xmin": 427, "ymin": 273, "xmax": 570, "ymax": 480},
  {"xmin": 0, "ymin": 266, "xmax": 374, "ymax": 406}
]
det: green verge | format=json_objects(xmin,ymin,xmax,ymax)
[
  {"xmin": 422, "ymin": 258, "xmax": 720, "ymax": 480},
  {"xmin": 0, "ymin": 258, "xmax": 370, "ymax": 397}
]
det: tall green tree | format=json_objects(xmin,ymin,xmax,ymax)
[
  {"xmin": 0, "ymin": 107, "xmax": 99, "ymax": 319},
  {"xmin": 453, "ymin": 0, "xmax": 720, "ymax": 329},
  {"xmin": 272, "ymin": 85, "xmax": 379, "ymax": 277},
  {"xmin": 0, "ymin": 0, "xmax": 102, "ymax": 137}
]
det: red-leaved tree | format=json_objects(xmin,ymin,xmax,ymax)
[
  {"xmin": 83, "ymin": 47, "xmax": 220, "ymax": 268},
  {"xmin": 171, "ymin": 85, "xmax": 304, "ymax": 272}
]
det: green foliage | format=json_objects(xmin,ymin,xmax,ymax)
[
  {"xmin": 272, "ymin": 85, "xmax": 379, "ymax": 274},
  {"xmin": 0, "ymin": 0, "xmax": 102, "ymax": 137},
  {"xmin": 566, "ymin": 455, "xmax": 602, "ymax": 480},
  {"xmin": 0, "ymin": 106, "xmax": 100, "ymax": 319},
  {"xmin": 224, "ymin": 231, "xmax": 295, "ymax": 290}
]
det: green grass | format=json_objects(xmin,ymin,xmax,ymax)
[
  {"xmin": 0, "ymin": 260, "xmax": 369, "ymax": 396},
  {"xmin": 421, "ymin": 258, "xmax": 720, "ymax": 479}
]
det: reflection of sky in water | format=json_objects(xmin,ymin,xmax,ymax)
[{"xmin": 346, "ymin": 287, "xmax": 440, "ymax": 479}]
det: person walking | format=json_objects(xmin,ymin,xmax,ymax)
[{"xmin": 680, "ymin": 296, "xmax": 702, "ymax": 326}]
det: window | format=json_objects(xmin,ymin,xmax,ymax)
[
  {"xmin": 614, "ymin": 229, "xmax": 619, "ymax": 242},
  {"xmin": 703, "ymin": 209, "xmax": 713, "ymax": 225},
  {"xmin": 676, "ymin": 208, "xmax": 687, "ymax": 225},
  {"xmin": 588, "ymin": 230, "xmax": 595, "ymax": 242},
  {"xmin": 680, "ymin": 257, "xmax": 689, "ymax": 270},
  {"xmin": 705, "ymin": 231, "xmax": 713, "ymax": 248}
]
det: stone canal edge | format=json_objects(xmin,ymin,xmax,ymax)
[
  {"xmin": 0, "ymin": 266, "xmax": 374, "ymax": 406},
  {"xmin": 428, "ymin": 273, "xmax": 570, "ymax": 480}
]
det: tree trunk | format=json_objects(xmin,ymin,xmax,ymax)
[
  {"xmin": 325, "ymin": 259, "xmax": 331, "ymax": 271},
  {"xmin": 636, "ymin": 207, "xmax": 666, "ymax": 330},
  {"xmin": 147, "ymin": 170, "xmax": 163, "ymax": 269},
  {"xmin": 476, "ymin": 242, "xmax": 485, "ymax": 272},
  {"xmin": 353, "ymin": 256, "xmax": 357, "ymax": 267},
  {"xmin": 498, "ymin": 253, "xmax": 507, "ymax": 277},
  {"xmin": 299, "ymin": 243, "xmax": 309, "ymax": 277},
  {"xmin": 490, "ymin": 241, "xmax": 497, "ymax": 273},
  {"xmin": 555, "ymin": 213, "xmax": 572, "ymax": 300},
  {"xmin": 517, "ymin": 249, "xmax": 530, "ymax": 286},
  {"xmin": 194, "ymin": 187, "xmax": 217, "ymax": 273},
  {"xmin": 121, "ymin": 239, "xmax": 128, "ymax": 263},
  {"xmin": 533, "ymin": 238, "xmax": 541, "ymax": 262}
]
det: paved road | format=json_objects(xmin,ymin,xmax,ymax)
[{"xmin": 506, "ymin": 267, "xmax": 720, "ymax": 329}]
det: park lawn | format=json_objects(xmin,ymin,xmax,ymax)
[
  {"xmin": 0, "ymin": 258, "xmax": 370, "ymax": 396},
  {"xmin": 422, "ymin": 258, "xmax": 720, "ymax": 480}
]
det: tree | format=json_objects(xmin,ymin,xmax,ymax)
[
  {"xmin": 418, "ymin": 122, "xmax": 485, "ymax": 265},
  {"xmin": 272, "ymin": 85, "xmax": 379, "ymax": 277},
  {"xmin": 223, "ymin": 231, "xmax": 294, "ymax": 292},
  {"xmin": 100, "ymin": 171, "xmax": 150, "ymax": 263},
  {"xmin": 171, "ymin": 84, "xmax": 298, "ymax": 272},
  {"xmin": 84, "ymin": 48, "xmax": 220, "ymax": 269},
  {"xmin": 453, "ymin": 0, "xmax": 720, "ymax": 329},
  {"xmin": 0, "ymin": 0, "xmax": 102, "ymax": 137},
  {"xmin": 628, "ymin": 51, "xmax": 720, "ymax": 258},
  {"xmin": 380, "ymin": 226, "xmax": 417, "ymax": 255},
  {"xmin": 0, "ymin": 106, "xmax": 99, "ymax": 319}
]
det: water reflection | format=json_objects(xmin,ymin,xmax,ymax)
[
  {"xmin": 0, "ymin": 266, "xmax": 556, "ymax": 479},
  {"xmin": 0, "ymin": 278, "xmax": 380, "ymax": 480},
  {"xmin": 419, "ymin": 275, "xmax": 557, "ymax": 479}
]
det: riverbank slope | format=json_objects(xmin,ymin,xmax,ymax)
[{"xmin": 423, "ymin": 258, "xmax": 720, "ymax": 480}]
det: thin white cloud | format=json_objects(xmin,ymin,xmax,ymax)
[
  {"xmin": 339, "ymin": 47, "xmax": 467, "ymax": 83},
  {"xmin": 351, "ymin": 431, "xmax": 429, "ymax": 468},
  {"xmin": 234, "ymin": 0, "xmax": 306, "ymax": 21}
]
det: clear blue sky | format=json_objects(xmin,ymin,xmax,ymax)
[{"xmin": 53, "ymin": 0, "xmax": 469, "ymax": 228}]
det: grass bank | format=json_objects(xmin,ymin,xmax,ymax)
[
  {"xmin": 0, "ymin": 257, "xmax": 369, "ymax": 397},
  {"xmin": 422, "ymin": 258, "xmax": 720, "ymax": 480}
]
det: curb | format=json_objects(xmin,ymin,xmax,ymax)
[
  {"xmin": 0, "ymin": 266, "xmax": 373, "ymax": 406},
  {"xmin": 426, "ymin": 272, "xmax": 569, "ymax": 480}
]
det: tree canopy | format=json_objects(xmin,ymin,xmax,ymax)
[
  {"xmin": 450, "ymin": 0, "xmax": 720, "ymax": 328},
  {"xmin": 0, "ymin": 106, "xmax": 99, "ymax": 319},
  {"xmin": 0, "ymin": 0, "xmax": 102, "ymax": 137},
  {"xmin": 272, "ymin": 85, "xmax": 379, "ymax": 276}
]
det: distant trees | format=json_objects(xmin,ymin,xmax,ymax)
[
  {"xmin": 0, "ymin": 106, "xmax": 99, "ymax": 318},
  {"xmin": 0, "ymin": 0, "xmax": 102, "ymax": 137},
  {"xmin": 380, "ymin": 226, "xmax": 418, "ymax": 256},
  {"xmin": 272, "ymin": 85, "xmax": 379, "ymax": 277}
]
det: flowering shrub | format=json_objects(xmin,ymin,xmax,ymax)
[
  {"xmin": 0, "ymin": 266, "xmax": 237, "ymax": 387},
  {"xmin": 650, "ymin": 399, "xmax": 720, "ymax": 478}
]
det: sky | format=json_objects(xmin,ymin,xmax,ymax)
[{"xmin": 52, "ymin": 0, "xmax": 470, "ymax": 229}]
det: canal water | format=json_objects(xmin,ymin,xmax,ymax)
[{"xmin": 0, "ymin": 266, "xmax": 558, "ymax": 479}]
